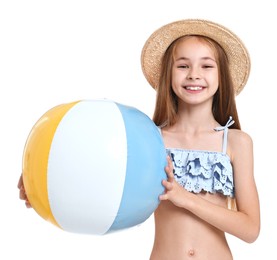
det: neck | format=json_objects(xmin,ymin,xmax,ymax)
[{"xmin": 174, "ymin": 104, "xmax": 218, "ymax": 132}]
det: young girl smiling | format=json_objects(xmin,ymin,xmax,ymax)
[{"xmin": 141, "ymin": 19, "xmax": 260, "ymax": 259}]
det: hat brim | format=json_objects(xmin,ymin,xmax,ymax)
[{"xmin": 141, "ymin": 19, "xmax": 250, "ymax": 95}]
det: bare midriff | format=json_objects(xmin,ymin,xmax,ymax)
[{"xmin": 150, "ymin": 192, "xmax": 233, "ymax": 260}]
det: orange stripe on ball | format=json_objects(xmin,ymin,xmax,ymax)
[{"xmin": 22, "ymin": 101, "xmax": 79, "ymax": 227}]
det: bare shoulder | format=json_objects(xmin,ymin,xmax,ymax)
[
  {"xmin": 228, "ymin": 129, "xmax": 253, "ymax": 145},
  {"xmin": 228, "ymin": 129, "xmax": 253, "ymax": 158}
]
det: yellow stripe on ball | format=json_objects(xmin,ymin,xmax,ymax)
[{"xmin": 22, "ymin": 101, "xmax": 79, "ymax": 227}]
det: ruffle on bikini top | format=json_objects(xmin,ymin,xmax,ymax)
[{"xmin": 167, "ymin": 148, "xmax": 234, "ymax": 197}]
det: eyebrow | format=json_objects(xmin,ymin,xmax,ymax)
[{"xmin": 176, "ymin": 57, "xmax": 216, "ymax": 62}]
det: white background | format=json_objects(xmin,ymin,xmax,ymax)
[{"xmin": 0, "ymin": 0, "xmax": 275, "ymax": 259}]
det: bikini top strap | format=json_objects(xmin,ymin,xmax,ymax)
[{"xmin": 214, "ymin": 116, "xmax": 235, "ymax": 154}]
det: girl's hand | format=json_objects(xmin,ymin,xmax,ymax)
[
  {"xmin": 159, "ymin": 156, "xmax": 188, "ymax": 208},
  {"xmin": 17, "ymin": 174, "xmax": 32, "ymax": 208}
]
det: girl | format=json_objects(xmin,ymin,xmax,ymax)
[{"xmin": 141, "ymin": 19, "xmax": 260, "ymax": 259}]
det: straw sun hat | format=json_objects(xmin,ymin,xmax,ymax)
[{"xmin": 141, "ymin": 19, "xmax": 250, "ymax": 95}]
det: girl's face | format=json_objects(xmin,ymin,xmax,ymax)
[{"xmin": 171, "ymin": 36, "xmax": 219, "ymax": 107}]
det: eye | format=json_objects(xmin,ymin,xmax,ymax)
[
  {"xmin": 202, "ymin": 65, "xmax": 215, "ymax": 69},
  {"xmin": 177, "ymin": 64, "xmax": 189, "ymax": 69},
  {"xmin": 202, "ymin": 65, "xmax": 214, "ymax": 69}
]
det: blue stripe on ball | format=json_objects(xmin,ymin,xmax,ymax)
[{"xmin": 108, "ymin": 103, "xmax": 167, "ymax": 233}]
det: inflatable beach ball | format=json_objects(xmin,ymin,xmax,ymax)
[{"xmin": 22, "ymin": 99, "xmax": 167, "ymax": 235}]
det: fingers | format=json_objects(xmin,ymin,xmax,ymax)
[
  {"xmin": 159, "ymin": 179, "xmax": 173, "ymax": 201},
  {"xmin": 18, "ymin": 174, "xmax": 26, "ymax": 199},
  {"xmin": 165, "ymin": 156, "xmax": 174, "ymax": 182},
  {"xmin": 17, "ymin": 174, "xmax": 23, "ymax": 189},
  {"xmin": 18, "ymin": 174, "xmax": 32, "ymax": 208},
  {"xmin": 160, "ymin": 156, "xmax": 175, "ymax": 201},
  {"xmin": 19, "ymin": 186, "xmax": 27, "ymax": 200},
  {"xmin": 162, "ymin": 179, "xmax": 173, "ymax": 190},
  {"xmin": 25, "ymin": 200, "xmax": 32, "ymax": 208},
  {"xmin": 159, "ymin": 193, "xmax": 168, "ymax": 201},
  {"xmin": 19, "ymin": 186, "xmax": 32, "ymax": 208}
]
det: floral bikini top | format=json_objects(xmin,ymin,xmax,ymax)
[{"xmin": 165, "ymin": 117, "xmax": 235, "ymax": 198}]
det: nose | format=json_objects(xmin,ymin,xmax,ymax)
[{"xmin": 186, "ymin": 67, "xmax": 201, "ymax": 80}]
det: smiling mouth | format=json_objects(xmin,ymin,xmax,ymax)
[{"xmin": 184, "ymin": 86, "xmax": 205, "ymax": 90}]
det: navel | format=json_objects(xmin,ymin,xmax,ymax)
[{"xmin": 188, "ymin": 249, "xmax": 195, "ymax": 257}]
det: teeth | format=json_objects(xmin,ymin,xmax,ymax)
[{"xmin": 185, "ymin": 86, "xmax": 202, "ymax": 90}]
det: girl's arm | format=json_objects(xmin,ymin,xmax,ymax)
[{"xmin": 160, "ymin": 131, "xmax": 260, "ymax": 243}]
